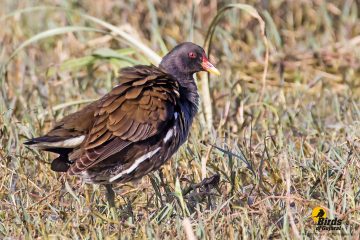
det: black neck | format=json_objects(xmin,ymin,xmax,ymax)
[
  {"xmin": 178, "ymin": 77, "xmax": 199, "ymax": 108},
  {"xmin": 178, "ymin": 76, "xmax": 199, "ymax": 128},
  {"xmin": 159, "ymin": 60, "xmax": 199, "ymax": 120}
]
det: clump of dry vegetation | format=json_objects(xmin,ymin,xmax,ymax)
[{"xmin": 0, "ymin": 0, "xmax": 359, "ymax": 239}]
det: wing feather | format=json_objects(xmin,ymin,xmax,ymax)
[{"xmin": 68, "ymin": 65, "xmax": 179, "ymax": 174}]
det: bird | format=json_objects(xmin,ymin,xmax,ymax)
[{"xmin": 24, "ymin": 42, "xmax": 220, "ymax": 207}]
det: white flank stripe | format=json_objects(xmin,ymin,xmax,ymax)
[
  {"xmin": 174, "ymin": 112, "xmax": 178, "ymax": 119},
  {"xmin": 164, "ymin": 129, "xmax": 173, "ymax": 143},
  {"xmin": 38, "ymin": 135, "xmax": 85, "ymax": 148},
  {"xmin": 109, "ymin": 147, "xmax": 161, "ymax": 182}
]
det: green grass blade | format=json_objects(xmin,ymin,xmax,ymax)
[
  {"xmin": 6, "ymin": 26, "xmax": 105, "ymax": 65},
  {"xmin": 1, "ymin": 6, "xmax": 162, "ymax": 65},
  {"xmin": 79, "ymin": 13, "xmax": 162, "ymax": 65},
  {"xmin": 202, "ymin": 4, "xmax": 270, "ymax": 120}
]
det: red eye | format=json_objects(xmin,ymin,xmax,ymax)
[{"xmin": 188, "ymin": 52, "xmax": 196, "ymax": 58}]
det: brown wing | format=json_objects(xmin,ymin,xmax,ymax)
[
  {"xmin": 68, "ymin": 65, "xmax": 180, "ymax": 175},
  {"xmin": 24, "ymin": 102, "xmax": 97, "ymax": 151},
  {"xmin": 47, "ymin": 101, "xmax": 97, "ymax": 139}
]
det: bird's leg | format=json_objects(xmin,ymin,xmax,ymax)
[
  {"xmin": 105, "ymin": 184, "xmax": 115, "ymax": 208},
  {"xmin": 158, "ymin": 169, "xmax": 170, "ymax": 196}
]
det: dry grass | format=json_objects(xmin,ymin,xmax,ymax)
[{"xmin": 0, "ymin": 0, "xmax": 359, "ymax": 239}]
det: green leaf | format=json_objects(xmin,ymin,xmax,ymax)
[
  {"xmin": 92, "ymin": 48, "xmax": 141, "ymax": 65},
  {"xmin": 47, "ymin": 56, "xmax": 96, "ymax": 76}
]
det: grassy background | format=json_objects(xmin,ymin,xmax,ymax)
[{"xmin": 1, "ymin": 0, "xmax": 359, "ymax": 239}]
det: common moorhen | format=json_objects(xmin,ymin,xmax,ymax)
[{"xmin": 25, "ymin": 42, "xmax": 220, "ymax": 206}]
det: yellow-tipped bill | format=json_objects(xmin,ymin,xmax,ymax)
[{"xmin": 201, "ymin": 56, "xmax": 220, "ymax": 76}]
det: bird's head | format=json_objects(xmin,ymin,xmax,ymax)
[{"xmin": 159, "ymin": 42, "xmax": 220, "ymax": 79}]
